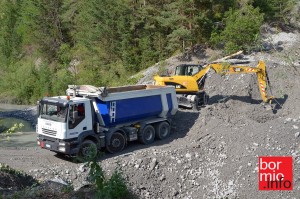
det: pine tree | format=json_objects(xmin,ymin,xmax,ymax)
[
  {"xmin": 0, "ymin": 0, "xmax": 23, "ymax": 67},
  {"xmin": 19, "ymin": 0, "xmax": 64, "ymax": 60}
]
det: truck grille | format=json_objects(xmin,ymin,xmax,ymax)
[{"xmin": 42, "ymin": 128, "xmax": 57, "ymax": 137}]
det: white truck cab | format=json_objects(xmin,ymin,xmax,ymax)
[{"xmin": 37, "ymin": 96, "xmax": 95, "ymax": 154}]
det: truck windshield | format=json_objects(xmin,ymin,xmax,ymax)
[{"xmin": 40, "ymin": 103, "xmax": 68, "ymax": 122}]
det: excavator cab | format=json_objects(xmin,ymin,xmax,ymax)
[{"xmin": 175, "ymin": 64, "xmax": 203, "ymax": 76}]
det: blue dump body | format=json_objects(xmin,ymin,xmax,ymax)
[{"xmin": 93, "ymin": 85, "xmax": 178, "ymax": 127}]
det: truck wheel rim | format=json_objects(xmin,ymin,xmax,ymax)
[
  {"xmin": 161, "ymin": 126, "xmax": 168, "ymax": 137},
  {"xmin": 145, "ymin": 129, "xmax": 153, "ymax": 140},
  {"xmin": 82, "ymin": 145, "xmax": 95, "ymax": 157},
  {"xmin": 82, "ymin": 147, "xmax": 89, "ymax": 156},
  {"xmin": 112, "ymin": 138, "xmax": 121, "ymax": 148}
]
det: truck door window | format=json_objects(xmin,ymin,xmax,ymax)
[{"xmin": 69, "ymin": 103, "xmax": 85, "ymax": 129}]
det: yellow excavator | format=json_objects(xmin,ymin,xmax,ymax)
[{"xmin": 154, "ymin": 60, "xmax": 274, "ymax": 110}]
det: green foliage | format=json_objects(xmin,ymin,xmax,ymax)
[
  {"xmin": 89, "ymin": 162, "xmax": 130, "ymax": 199},
  {"xmin": 83, "ymin": 148, "xmax": 130, "ymax": 199},
  {"xmin": 253, "ymin": 0, "xmax": 297, "ymax": 23},
  {"xmin": 0, "ymin": 162, "xmax": 22, "ymax": 174},
  {"xmin": 211, "ymin": 4, "xmax": 264, "ymax": 53},
  {"xmin": 61, "ymin": 184, "xmax": 74, "ymax": 194},
  {"xmin": 104, "ymin": 170, "xmax": 129, "ymax": 199},
  {"xmin": 19, "ymin": 0, "xmax": 64, "ymax": 60},
  {"xmin": 0, "ymin": 0, "xmax": 297, "ymax": 103},
  {"xmin": 0, "ymin": 0, "xmax": 23, "ymax": 67},
  {"xmin": 0, "ymin": 123, "xmax": 24, "ymax": 141}
]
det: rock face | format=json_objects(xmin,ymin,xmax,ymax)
[{"xmin": 1, "ymin": 30, "xmax": 300, "ymax": 198}]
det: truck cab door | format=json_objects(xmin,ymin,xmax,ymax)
[{"xmin": 67, "ymin": 102, "xmax": 90, "ymax": 139}]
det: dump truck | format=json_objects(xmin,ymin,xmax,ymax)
[{"xmin": 36, "ymin": 84, "xmax": 178, "ymax": 158}]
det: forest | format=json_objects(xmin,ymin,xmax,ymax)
[{"xmin": 0, "ymin": 0, "xmax": 297, "ymax": 104}]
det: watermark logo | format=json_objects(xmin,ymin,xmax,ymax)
[{"xmin": 259, "ymin": 156, "xmax": 293, "ymax": 190}]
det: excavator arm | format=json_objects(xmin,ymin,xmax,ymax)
[{"xmin": 207, "ymin": 61, "xmax": 274, "ymax": 104}]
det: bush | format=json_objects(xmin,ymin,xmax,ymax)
[
  {"xmin": 81, "ymin": 147, "xmax": 132, "ymax": 199},
  {"xmin": 253, "ymin": 0, "xmax": 297, "ymax": 23},
  {"xmin": 88, "ymin": 160, "xmax": 131, "ymax": 199},
  {"xmin": 210, "ymin": 4, "xmax": 264, "ymax": 54},
  {"xmin": 0, "ymin": 123, "xmax": 24, "ymax": 141}
]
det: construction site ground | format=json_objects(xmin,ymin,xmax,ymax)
[{"xmin": 0, "ymin": 28, "xmax": 300, "ymax": 198}]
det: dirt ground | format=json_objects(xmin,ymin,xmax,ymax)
[{"xmin": 1, "ymin": 28, "xmax": 300, "ymax": 198}]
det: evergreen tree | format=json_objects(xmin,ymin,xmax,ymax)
[
  {"xmin": 0, "ymin": 0, "xmax": 23, "ymax": 67},
  {"xmin": 253, "ymin": 0, "xmax": 297, "ymax": 23},
  {"xmin": 19, "ymin": 0, "xmax": 64, "ymax": 60},
  {"xmin": 211, "ymin": 3, "xmax": 264, "ymax": 53}
]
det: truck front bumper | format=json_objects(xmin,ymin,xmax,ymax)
[{"xmin": 37, "ymin": 134, "xmax": 79, "ymax": 155}]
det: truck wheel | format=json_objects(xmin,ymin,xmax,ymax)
[
  {"xmin": 106, "ymin": 132, "xmax": 126, "ymax": 153},
  {"xmin": 79, "ymin": 140, "xmax": 98, "ymax": 160},
  {"xmin": 139, "ymin": 125, "xmax": 155, "ymax": 144},
  {"xmin": 155, "ymin": 122, "xmax": 170, "ymax": 140}
]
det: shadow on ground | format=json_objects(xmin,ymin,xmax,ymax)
[
  {"xmin": 54, "ymin": 110, "xmax": 200, "ymax": 163},
  {"xmin": 207, "ymin": 94, "xmax": 288, "ymax": 114}
]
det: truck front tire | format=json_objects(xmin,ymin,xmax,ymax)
[
  {"xmin": 78, "ymin": 140, "xmax": 98, "ymax": 160},
  {"xmin": 139, "ymin": 125, "xmax": 155, "ymax": 144},
  {"xmin": 155, "ymin": 122, "xmax": 170, "ymax": 140},
  {"xmin": 106, "ymin": 132, "xmax": 126, "ymax": 153}
]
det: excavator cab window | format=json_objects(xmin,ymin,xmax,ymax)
[
  {"xmin": 175, "ymin": 64, "xmax": 202, "ymax": 76},
  {"xmin": 175, "ymin": 65, "xmax": 186, "ymax": 75}
]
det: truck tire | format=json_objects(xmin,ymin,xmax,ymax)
[
  {"xmin": 139, "ymin": 125, "xmax": 155, "ymax": 144},
  {"xmin": 155, "ymin": 122, "xmax": 170, "ymax": 140},
  {"xmin": 106, "ymin": 132, "xmax": 126, "ymax": 153},
  {"xmin": 78, "ymin": 140, "xmax": 98, "ymax": 160}
]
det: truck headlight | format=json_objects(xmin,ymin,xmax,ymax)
[
  {"xmin": 58, "ymin": 146, "xmax": 66, "ymax": 152},
  {"xmin": 59, "ymin": 142, "xmax": 66, "ymax": 146}
]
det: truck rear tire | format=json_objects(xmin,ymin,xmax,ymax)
[
  {"xmin": 78, "ymin": 140, "xmax": 98, "ymax": 160},
  {"xmin": 155, "ymin": 122, "xmax": 170, "ymax": 140},
  {"xmin": 106, "ymin": 132, "xmax": 126, "ymax": 153},
  {"xmin": 139, "ymin": 125, "xmax": 155, "ymax": 144}
]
